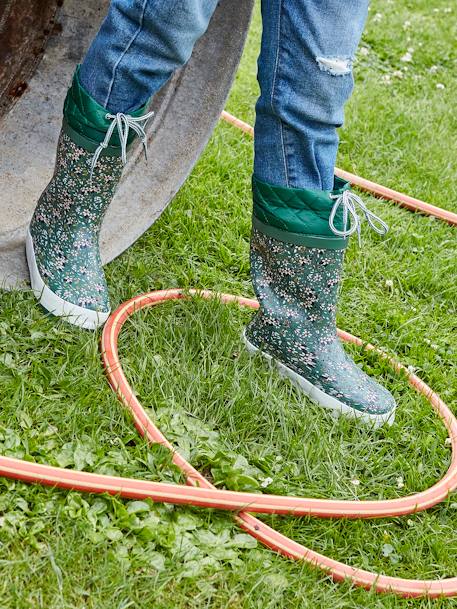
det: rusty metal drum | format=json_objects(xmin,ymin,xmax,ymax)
[{"xmin": 0, "ymin": 0, "xmax": 254, "ymax": 287}]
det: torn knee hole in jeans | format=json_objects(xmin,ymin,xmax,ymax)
[{"xmin": 316, "ymin": 56, "xmax": 352, "ymax": 76}]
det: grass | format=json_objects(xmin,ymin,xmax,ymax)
[{"xmin": 1, "ymin": 0, "xmax": 457, "ymax": 607}]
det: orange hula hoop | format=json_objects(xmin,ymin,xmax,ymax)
[
  {"xmin": 0, "ymin": 113, "xmax": 455, "ymax": 598},
  {"xmin": 0, "ymin": 289, "xmax": 455, "ymax": 597}
]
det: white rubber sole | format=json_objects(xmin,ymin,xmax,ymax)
[
  {"xmin": 243, "ymin": 332, "xmax": 395, "ymax": 429},
  {"xmin": 26, "ymin": 230, "xmax": 110, "ymax": 330}
]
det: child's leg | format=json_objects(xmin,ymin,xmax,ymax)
[
  {"xmin": 27, "ymin": 0, "xmax": 219, "ymax": 328},
  {"xmin": 255, "ymin": 0, "xmax": 369, "ymax": 191},
  {"xmin": 246, "ymin": 0, "xmax": 396, "ymax": 426},
  {"xmin": 79, "ymin": 0, "xmax": 219, "ymax": 113}
]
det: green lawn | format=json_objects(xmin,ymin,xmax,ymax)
[{"xmin": 1, "ymin": 1, "xmax": 457, "ymax": 607}]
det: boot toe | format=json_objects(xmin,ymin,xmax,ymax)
[
  {"xmin": 321, "ymin": 349, "xmax": 397, "ymax": 418},
  {"xmin": 338, "ymin": 377, "xmax": 397, "ymax": 418}
]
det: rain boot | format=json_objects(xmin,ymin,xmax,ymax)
[
  {"xmin": 244, "ymin": 175, "xmax": 396, "ymax": 427},
  {"xmin": 26, "ymin": 66, "xmax": 153, "ymax": 329}
]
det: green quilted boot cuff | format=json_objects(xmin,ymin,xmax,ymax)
[
  {"xmin": 62, "ymin": 65, "xmax": 150, "ymax": 153},
  {"xmin": 252, "ymin": 175, "xmax": 350, "ymax": 250}
]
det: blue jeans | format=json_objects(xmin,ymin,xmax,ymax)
[{"xmin": 80, "ymin": 0, "xmax": 369, "ymax": 191}]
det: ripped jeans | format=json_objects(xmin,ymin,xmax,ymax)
[{"xmin": 79, "ymin": 0, "xmax": 369, "ymax": 191}]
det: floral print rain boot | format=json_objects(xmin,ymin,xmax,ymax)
[
  {"xmin": 26, "ymin": 66, "xmax": 153, "ymax": 329},
  {"xmin": 244, "ymin": 176, "xmax": 396, "ymax": 427}
]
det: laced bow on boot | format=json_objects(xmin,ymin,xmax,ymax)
[
  {"xmin": 90, "ymin": 110, "xmax": 155, "ymax": 180},
  {"xmin": 329, "ymin": 190, "xmax": 389, "ymax": 243}
]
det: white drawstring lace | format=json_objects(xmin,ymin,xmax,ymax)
[
  {"xmin": 90, "ymin": 110, "xmax": 155, "ymax": 181},
  {"xmin": 329, "ymin": 190, "xmax": 389, "ymax": 244}
]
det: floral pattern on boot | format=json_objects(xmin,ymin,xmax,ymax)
[
  {"xmin": 29, "ymin": 131, "xmax": 124, "ymax": 313},
  {"xmin": 245, "ymin": 228, "xmax": 396, "ymax": 417}
]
